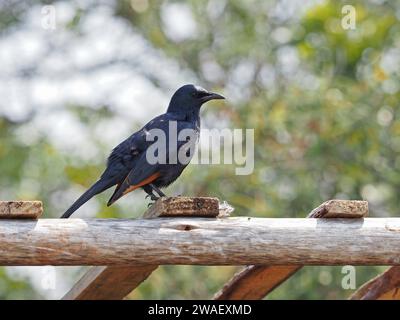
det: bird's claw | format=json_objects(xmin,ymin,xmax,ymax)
[
  {"xmin": 146, "ymin": 194, "xmax": 159, "ymax": 200},
  {"xmin": 146, "ymin": 193, "xmax": 160, "ymax": 206}
]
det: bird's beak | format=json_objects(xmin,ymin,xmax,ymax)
[{"xmin": 201, "ymin": 92, "xmax": 225, "ymax": 103}]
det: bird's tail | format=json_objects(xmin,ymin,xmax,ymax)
[{"xmin": 61, "ymin": 178, "xmax": 116, "ymax": 218}]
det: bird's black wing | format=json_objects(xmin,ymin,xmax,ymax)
[
  {"xmin": 102, "ymin": 113, "xmax": 184, "ymax": 180},
  {"xmin": 101, "ymin": 129, "xmax": 148, "ymax": 181},
  {"xmin": 107, "ymin": 113, "xmax": 196, "ymax": 205}
]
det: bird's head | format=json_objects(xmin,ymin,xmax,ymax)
[{"xmin": 167, "ymin": 84, "xmax": 225, "ymax": 113}]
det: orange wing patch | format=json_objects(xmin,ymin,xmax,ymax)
[{"xmin": 122, "ymin": 172, "xmax": 161, "ymax": 196}]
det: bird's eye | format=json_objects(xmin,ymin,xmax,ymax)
[{"xmin": 191, "ymin": 92, "xmax": 198, "ymax": 98}]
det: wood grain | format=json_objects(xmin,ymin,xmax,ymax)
[
  {"xmin": 214, "ymin": 265, "xmax": 302, "ymax": 300},
  {"xmin": 309, "ymin": 200, "xmax": 368, "ymax": 218},
  {"xmin": 62, "ymin": 265, "xmax": 157, "ymax": 300},
  {"xmin": 0, "ymin": 201, "xmax": 43, "ymax": 219},
  {"xmin": 143, "ymin": 196, "xmax": 220, "ymax": 218},
  {"xmin": 214, "ymin": 200, "xmax": 369, "ymax": 300},
  {"xmin": 350, "ymin": 266, "xmax": 400, "ymax": 300},
  {"xmin": 2, "ymin": 217, "xmax": 400, "ymax": 266}
]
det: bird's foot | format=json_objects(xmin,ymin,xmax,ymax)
[
  {"xmin": 145, "ymin": 194, "xmax": 160, "ymax": 201},
  {"xmin": 147, "ymin": 199, "xmax": 159, "ymax": 207},
  {"xmin": 145, "ymin": 192, "xmax": 161, "ymax": 208}
]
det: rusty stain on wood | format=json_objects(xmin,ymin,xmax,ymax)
[
  {"xmin": 214, "ymin": 200, "xmax": 369, "ymax": 300},
  {"xmin": 0, "ymin": 201, "xmax": 43, "ymax": 219}
]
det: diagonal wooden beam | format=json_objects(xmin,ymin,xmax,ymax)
[
  {"xmin": 62, "ymin": 265, "xmax": 158, "ymax": 300},
  {"xmin": 62, "ymin": 196, "xmax": 220, "ymax": 300},
  {"xmin": 215, "ymin": 265, "xmax": 302, "ymax": 300},
  {"xmin": 213, "ymin": 200, "xmax": 368, "ymax": 300},
  {"xmin": 349, "ymin": 266, "xmax": 400, "ymax": 300}
]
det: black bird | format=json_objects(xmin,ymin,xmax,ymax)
[{"xmin": 61, "ymin": 84, "xmax": 224, "ymax": 218}]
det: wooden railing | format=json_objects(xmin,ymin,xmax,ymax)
[{"xmin": 0, "ymin": 198, "xmax": 399, "ymax": 300}]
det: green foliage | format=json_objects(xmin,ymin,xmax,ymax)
[{"xmin": 0, "ymin": 268, "xmax": 39, "ymax": 299}]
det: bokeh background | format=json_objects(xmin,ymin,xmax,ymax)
[{"xmin": 0, "ymin": 0, "xmax": 399, "ymax": 299}]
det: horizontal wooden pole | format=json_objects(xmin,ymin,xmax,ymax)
[{"xmin": 0, "ymin": 217, "xmax": 399, "ymax": 266}]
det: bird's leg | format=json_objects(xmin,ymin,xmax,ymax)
[
  {"xmin": 143, "ymin": 185, "xmax": 160, "ymax": 204},
  {"xmin": 146, "ymin": 194, "xmax": 160, "ymax": 201},
  {"xmin": 149, "ymin": 184, "xmax": 166, "ymax": 198}
]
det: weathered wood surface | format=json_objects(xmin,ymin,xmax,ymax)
[
  {"xmin": 214, "ymin": 200, "xmax": 369, "ymax": 300},
  {"xmin": 62, "ymin": 265, "xmax": 158, "ymax": 300},
  {"xmin": 0, "ymin": 201, "xmax": 43, "ymax": 219},
  {"xmin": 309, "ymin": 199, "xmax": 368, "ymax": 218},
  {"xmin": 144, "ymin": 197, "xmax": 220, "ymax": 218},
  {"xmin": 350, "ymin": 266, "xmax": 400, "ymax": 300},
  {"xmin": 214, "ymin": 265, "xmax": 301, "ymax": 300},
  {"xmin": 2, "ymin": 217, "xmax": 400, "ymax": 266},
  {"xmin": 63, "ymin": 197, "xmax": 220, "ymax": 300}
]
